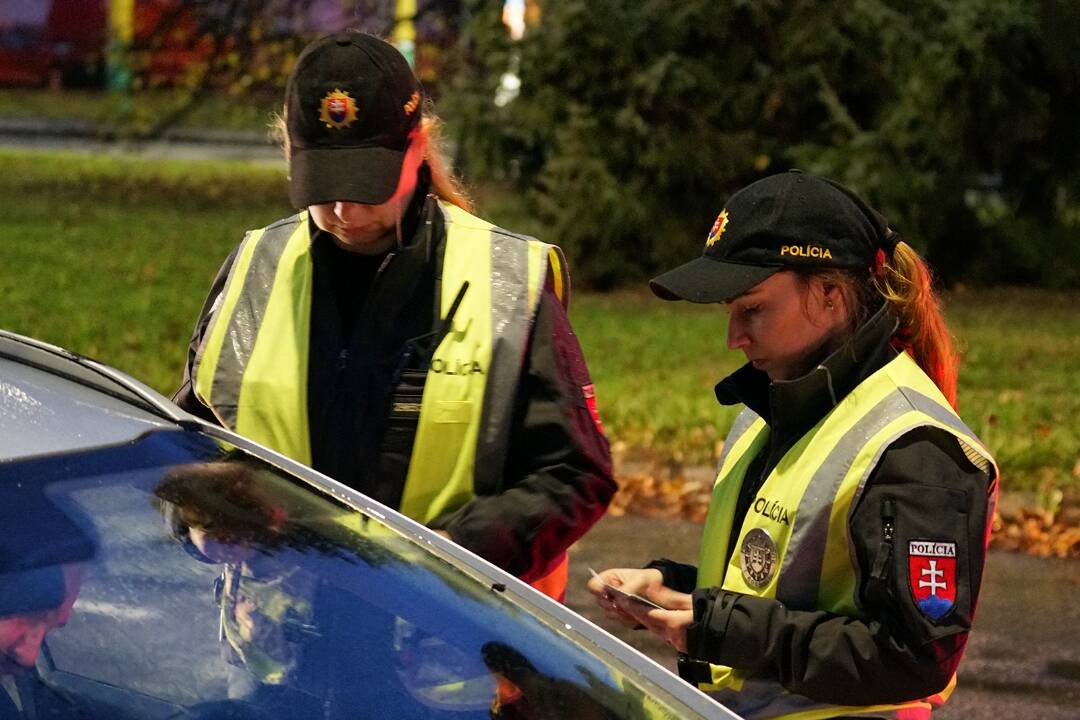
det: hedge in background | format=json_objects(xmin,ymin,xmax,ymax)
[{"xmin": 447, "ymin": 0, "xmax": 1080, "ymax": 289}]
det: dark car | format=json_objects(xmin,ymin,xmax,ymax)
[
  {"xmin": 0, "ymin": 1, "xmax": 106, "ymax": 89},
  {"xmin": 0, "ymin": 329, "xmax": 738, "ymax": 720}
]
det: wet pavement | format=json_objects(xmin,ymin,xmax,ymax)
[{"xmin": 566, "ymin": 514, "xmax": 1080, "ymax": 719}]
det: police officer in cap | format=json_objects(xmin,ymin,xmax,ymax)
[
  {"xmin": 174, "ymin": 32, "xmax": 614, "ymax": 603},
  {"xmin": 589, "ymin": 171, "xmax": 998, "ymax": 720},
  {"xmin": 1, "ymin": 492, "xmax": 96, "ymax": 719}
]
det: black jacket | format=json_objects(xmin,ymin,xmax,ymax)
[
  {"xmin": 650, "ymin": 305, "xmax": 994, "ymax": 706},
  {"xmin": 174, "ymin": 181, "xmax": 615, "ymax": 581}
]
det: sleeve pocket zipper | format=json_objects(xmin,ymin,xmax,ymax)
[{"xmin": 870, "ymin": 497, "xmax": 896, "ymax": 582}]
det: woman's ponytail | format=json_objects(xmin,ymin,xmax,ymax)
[
  {"xmin": 872, "ymin": 243, "xmax": 959, "ymax": 409},
  {"xmin": 419, "ymin": 114, "xmax": 473, "ymax": 213}
]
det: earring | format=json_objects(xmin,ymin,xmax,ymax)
[{"xmin": 825, "ymin": 300, "xmax": 835, "ymax": 310}]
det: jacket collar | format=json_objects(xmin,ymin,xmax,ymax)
[
  {"xmin": 306, "ymin": 169, "xmax": 443, "ymax": 351},
  {"xmin": 715, "ymin": 303, "xmax": 900, "ymax": 441}
]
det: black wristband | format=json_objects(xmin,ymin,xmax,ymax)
[
  {"xmin": 677, "ymin": 654, "xmax": 714, "ymax": 685},
  {"xmin": 686, "ymin": 587, "xmax": 717, "ymax": 658},
  {"xmin": 687, "ymin": 588, "xmax": 741, "ymax": 662}
]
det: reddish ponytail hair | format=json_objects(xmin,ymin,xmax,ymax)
[
  {"xmin": 417, "ymin": 111, "xmax": 473, "ymax": 212},
  {"xmin": 872, "ymin": 243, "xmax": 959, "ymax": 408},
  {"xmin": 808, "ymin": 242, "xmax": 959, "ymax": 409}
]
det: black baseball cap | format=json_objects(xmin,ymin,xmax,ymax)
[
  {"xmin": 286, "ymin": 32, "xmax": 424, "ymax": 208},
  {"xmin": 650, "ymin": 170, "xmax": 894, "ymax": 303},
  {"xmin": 0, "ymin": 486, "xmax": 97, "ymax": 617}
]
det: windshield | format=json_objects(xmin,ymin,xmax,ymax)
[{"xmin": 0, "ymin": 429, "xmax": 708, "ymax": 719}]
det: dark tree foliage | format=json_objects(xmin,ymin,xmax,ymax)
[{"xmin": 448, "ymin": 0, "xmax": 1080, "ymax": 289}]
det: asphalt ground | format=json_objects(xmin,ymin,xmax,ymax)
[{"xmin": 566, "ymin": 513, "xmax": 1080, "ymax": 720}]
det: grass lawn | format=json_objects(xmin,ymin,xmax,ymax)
[
  {"xmin": 575, "ymin": 289, "xmax": 1080, "ymax": 493},
  {"xmin": 1, "ymin": 148, "xmax": 1076, "ymax": 498},
  {"xmin": 0, "ymin": 149, "xmax": 287, "ymax": 392}
]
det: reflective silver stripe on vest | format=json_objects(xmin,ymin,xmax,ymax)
[
  {"xmin": 716, "ymin": 408, "xmax": 762, "ymax": 474},
  {"xmin": 776, "ymin": 387, "xmax": 974, "ymax": 608},
  {"xmin": 900, "ymin": 387, "xmax": 982, "ymax": 451},
  {"xmin": 210, "ymin": 221, "xmax": 298, "ymax": 428},
  {"xmin": 475, "ymin": 230, "xmax": 533, "ymax": 489},
  {"xmin": 852, "ymin": 388, "xmax": 992, "ymax": 505}
]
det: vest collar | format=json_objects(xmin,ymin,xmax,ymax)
[{"xmin": 715, "ymin": 303, "xmax": 900, "ymax": 439}]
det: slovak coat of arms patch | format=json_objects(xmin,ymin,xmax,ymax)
[
  {"xmin": 740, "ymin": 527, "xmax": 778, "ymax": 589},
  {"xmin": 908, "ymin": 539, "xmax": 956, "ymax": 621},
  {"xmin": 705, "ymin": 209, "xmax": 729, "ymax": 248},
  {"xmin": 319, "ymin": 89, "xmax": 358, "ymax": 129}
]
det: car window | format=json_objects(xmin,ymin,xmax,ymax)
[{"xmin": 0, "ymin": 430, "xmax": 711, "ymax": 720}]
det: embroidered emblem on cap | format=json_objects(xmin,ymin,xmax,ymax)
[
  {"xmin": 705, "ymin": 209, "xmax": 729, "ymax": 248},
  {"xmin": 403, "ymin": 90, "xmax": 421, "ymax": 117},
  {"xmin": 319, "ymin": 89, "xmax": 358, "ymax": 129},
  {"xmin": 740, "ymin": 527, "xmax": 778, "ymax": 589},
  {"xmin": 908, "ymin": 539, "xmax": 956, "ymax": 621}
]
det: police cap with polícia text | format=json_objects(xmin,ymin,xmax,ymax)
[{"xmin": 649, "ymin": 170, "xmax": 897, "ymax": 303}]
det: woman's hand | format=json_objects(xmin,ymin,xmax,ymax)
[
  {"xmin": 622, "ymin": 605, "xmax": 694, "ymax": 654},
  {"xmin": 587, "ymin": 567, "xmax": 663, "ymax": 628},
  {"xmin": 586, "ymin": 567, "xmax": 692, "ymax": 645}
]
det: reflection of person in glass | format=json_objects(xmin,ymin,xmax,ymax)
[
  {"xmin": 0, "ymin": 566, "xmax": 82, "ymax": 678},
  {"xmin": 481, "ymin": 642, "xmax": 616, "ymax": 720},
  {"xmin": 1, "ymin": 497, "xmax": 95, "ymax": 720},
  {"xmin": 155, "ymin": 460, "xmax": 323, "ymax": 710},
  {"xmin": 1, "ymin": 566, "xmax": 85, "ymax": 720}
]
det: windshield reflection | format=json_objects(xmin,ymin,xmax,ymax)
[{"xmin": 0, "ymin": 432, "xmax": 691, "ymax": 719}]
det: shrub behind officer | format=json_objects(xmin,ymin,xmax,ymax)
[
  {"xmin": 588, "ymin": 171, "xmax": 998, "ymax": 720},
  {"xmin": 174, "ymin": 32, "xmax": 614, "ymax": 601}
]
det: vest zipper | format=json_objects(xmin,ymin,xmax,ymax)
[
  {"xmin": 870, "ymin": 497, "xmax": 896, "ymax": 581},
  {"xmin": 321, "ymin": 251, "xmax": 394, "ymax": 428}
]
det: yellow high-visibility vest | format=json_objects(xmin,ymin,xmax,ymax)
[
  {"xmin": 193, "ymin": 200, "xmax": 571, "ymax": 596},
  {"xmin": 693, "ymin": 352, "xmax": 998, "ymax": 720}
]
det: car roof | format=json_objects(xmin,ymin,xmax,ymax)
[{"xmin": 0, "ymin": 329, "xmax": 184, "ymax": 461}]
